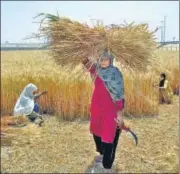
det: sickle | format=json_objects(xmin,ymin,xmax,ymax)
[{"xmin": 120, "ymin": 124, "xmax": 138, "ymax": 146}]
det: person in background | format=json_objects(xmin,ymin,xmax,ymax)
[
  {"xmin": 175, "ymin": 84, "xmax": 179, "ymax": 95},
  {"xmin": 82, "ymin": 51, "xmax": 125, "ymax": 173},
  {"xmin": 13, "ymin": 83, "xmax": 47, "ymax": 126},
  {"xmin": 158, "ymin": 73, "xmax": 174, "ymax": 104}
]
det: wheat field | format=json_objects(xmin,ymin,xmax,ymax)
[{"xmin": 2, "ymin": 50, "xmax": 178, "ymax": 119}]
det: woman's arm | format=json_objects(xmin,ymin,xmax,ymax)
[
  {"xmin": 114, "ymin": 99, "xmax": 125, "ymax": 127},
  {"xmin": 34, "ymin": 91, "xmax": 48, "ymax": 100},
  {"xmin": 113, "ymin": 69, "xmax": 125, "ymax": 127}
]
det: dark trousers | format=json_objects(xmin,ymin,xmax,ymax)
[
  {"xmin": 93, "ymin": 128, "xmax": 121, "ymax": 169},
  {"xmin": 33, "ymin": 103, "xmax": 40, "ymax": 114}
]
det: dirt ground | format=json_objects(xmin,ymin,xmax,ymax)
[{"xmin": 1, "ymin": 97, "xmax": 179, "ymax": 173}]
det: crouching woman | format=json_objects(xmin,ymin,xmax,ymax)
[{"xmin": 13, "ymin": 83, "xmax": 47, "ymax": 126}]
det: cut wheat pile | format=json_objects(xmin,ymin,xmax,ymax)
[
  {"xmin": 33, "ymin": 13, "xmax": 158, "ymax": 71},
  {"xmin": 1, "ymin": 115, "xmax": 32, "ymax": 146}
]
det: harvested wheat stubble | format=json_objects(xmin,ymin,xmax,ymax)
[{"xmin": 33, "ymin": 13, "xmax": 158, "ymax": 71}]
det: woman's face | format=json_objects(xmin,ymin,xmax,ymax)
[
  {"xmin": 160, "ymin": 75, "xmax": 164, "ymax": 81},
  {"xmin": 100, "ymin": 57, "xmax": 110, "ymax": 68},
  {"xmin": 33, "ymin": 89, "xmax": 38, "ymax": 95}
]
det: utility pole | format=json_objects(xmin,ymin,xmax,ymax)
[
  {"xmin": 173, "ymin": 37, "xmax": 175, "ymax": 43},
  {"xmin": 160, "ymin": 21, "xmax": 164, "ymax": 43},
  {"xmin": 164, "ymin": 16, "xmax": 166, "ymax": 43}
]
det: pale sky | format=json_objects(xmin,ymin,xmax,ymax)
[{"xmin": 1, "ymin": 1, "xmax": 179, "ymax": 43}]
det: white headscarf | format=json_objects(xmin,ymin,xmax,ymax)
[{"xmin": 13, "ymin": 83, "xmax": 38, "ymax": 116}]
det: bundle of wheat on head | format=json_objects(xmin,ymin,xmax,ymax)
[{"xmin": 33, "ymin": 13, "xmax": 158, "ymax": 71}]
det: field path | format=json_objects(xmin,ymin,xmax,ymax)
[{"xmin": 1, "ymin": 97, "xmax": 179, "ymax": 173}]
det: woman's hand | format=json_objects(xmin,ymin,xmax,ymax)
[
  {"xmin": 115, "ymin": 110, "xmax": 124, "ymax": 128},
  {"xmin": 81, "ymin": 57, "xmax": 93, "ymax": 70},
  {"xmin": 81, "ymin": 57, "xmax": 89, "ymax": 64},
  {"xmin": 41, "ymin": 91, "xmax": 48, "ymax": 95}
]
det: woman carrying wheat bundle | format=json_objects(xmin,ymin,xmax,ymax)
[{"xmin": 82, "ymin": 50, "xmax": 125, "ymax": 173}]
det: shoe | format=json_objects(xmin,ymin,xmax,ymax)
[
  {"xmin": 104, "ymin": 168, "xmax": 113, "ymax": 173},
  {"xmin": 39, "ymin": 119, "xmax": 44, "ymax": 126},
  {"xmin": 34, "ymin": 119, "xmax": 44, "ymax": 127},
  {"xmin": 91, "ymin": 163, "xmax": 104, "ymax": 173}
]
